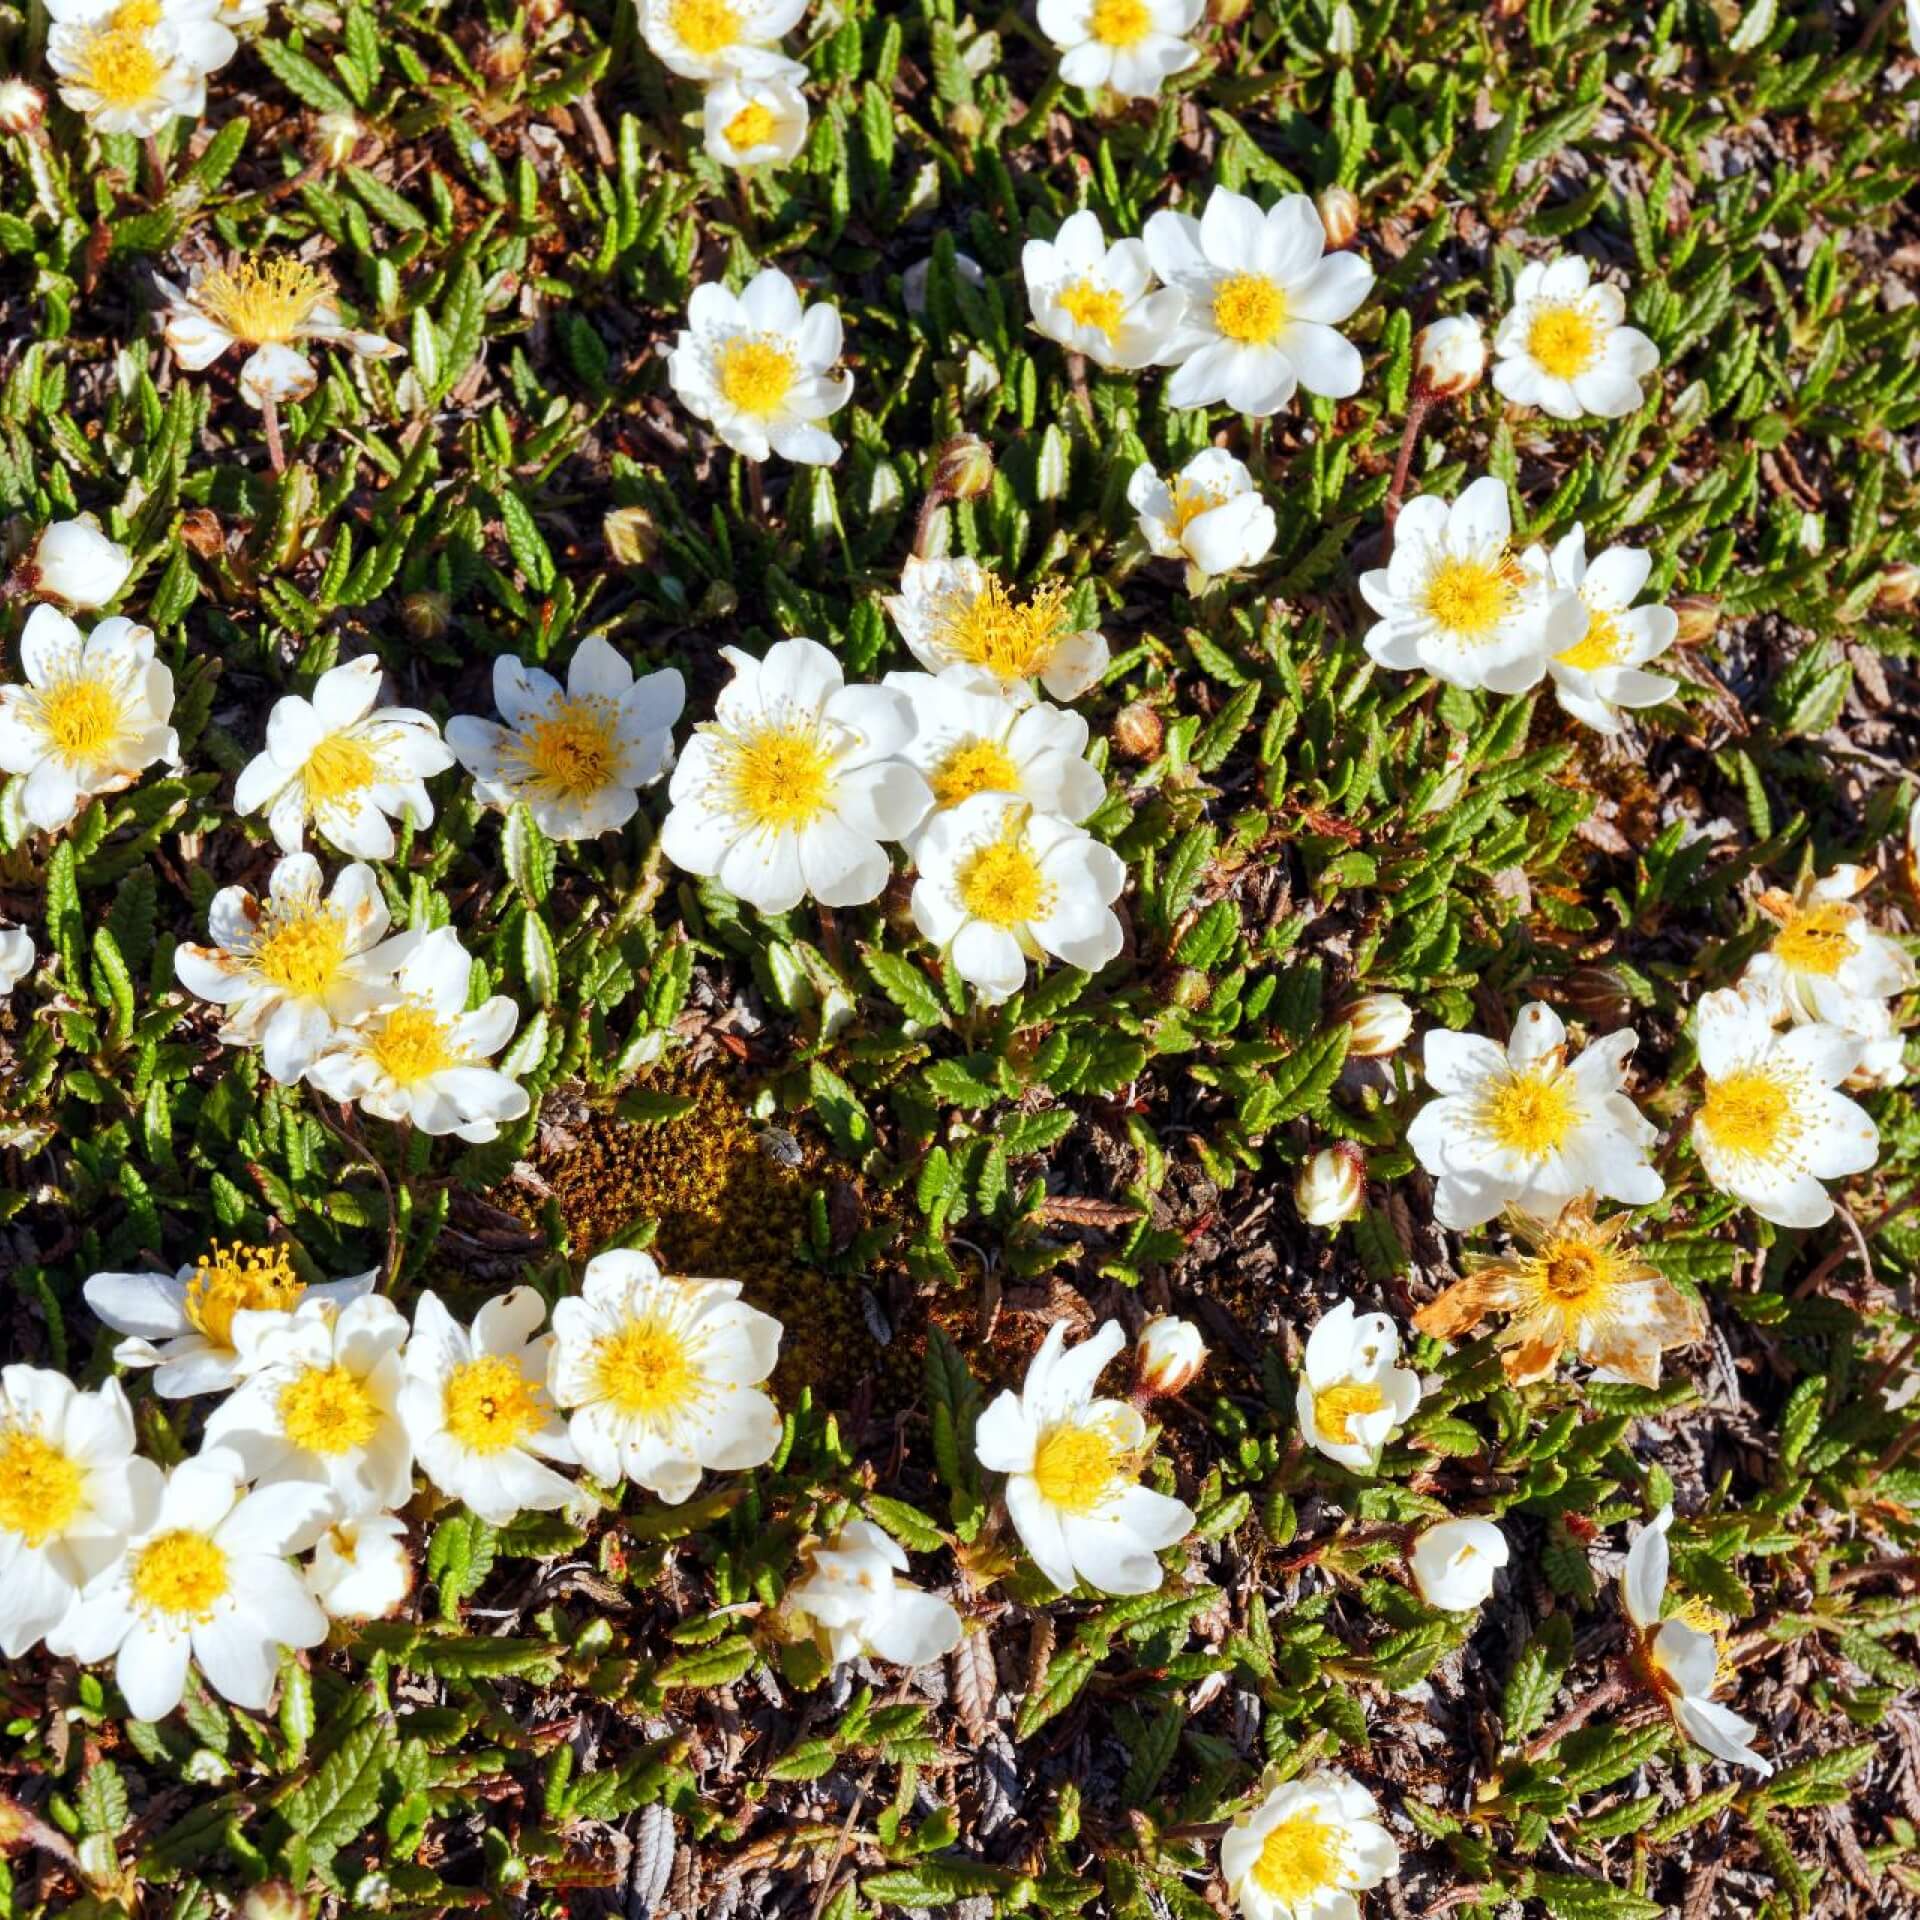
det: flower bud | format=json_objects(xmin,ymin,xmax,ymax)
[
  {"xmin": 1112, "ymin": 701, "xmax": 1164, "ymax": 762},
  {"xmin": 697, "ymin": 579, "xmax": 740, "ymax": 621},
  {"xmin": 1342, "ymin": 993, "xmax": 1413, "ymax": 1060},
  {"xmin": 603, "ymin": 505, "xmax": 660, "ymax": 567},
  {"xmin": 1135, "ymin": 1315, "xmax": 1207, "ymax": 1397},
  {"xmin": 1315, "ymin": 184, "xmax": 1360, "ymax": 251},
  {"xmin": 1670, "ymin": 595, "xmax": 1720, "ymax": 646},
  {"xmin": 311, "ymin": 111, "xmax": 363, "ymax": 169},
  {"xmin": 934, "ymin": 434, "xmax": 994, "ymax": 502},
  {"xmin": 242, "ymin": 1885, "xmax": 311, "ymax": 1920},
  {"xmin": 946, "ymin": 102, "xmax": 984, "ymax": 141},
  {"xmin": 30, "ymin": 515, "xmax": 132, "ymax": 609},
  {"xmin": 1326, "ymin": 2, "xmax": 1357, "ymax": 55},
  {"xmin": 1874, "ymin": 562, "xmax": 1920, "ymax": 615},
  {"xmin": 1413, "ymin": 315, "xmax": 1485, "ymax": 400},
  {"xmin": 399, "ymin": 590, "xmax": 451, "ymax": 642},
  {"xmin": 1295, "ymin": 1144, "xmax": 1365, "ymax": 1227},
  {"xmin": 0, "ymin": 80, "xmax": 45, "ymax": 135},
  {"xmin": 1409, "ymin": 1517, "xmax": 1509, "ymax": 1612}
]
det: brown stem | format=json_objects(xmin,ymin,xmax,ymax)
[
  {"xmin": 144, "ymin": 133, "xmax": 169, "ymax": 200},
  {"xmin": 1065, "ymin": 349, "xmax": 1094, "ymax": 427},
  {"xmin": 1383, "ymin": 387, "xmax": 1432, "ymax": 537},
  {"xmin": 261, "ymin": 393, "xmax": 287, "ymax": 475},
  {"xmin": 1521, "ymin": 1668, "xmax": 1629, "ymax": 1761},
  {"xmin": 746, "ymin": 456, "xmax": 767, "ymax": 528}
]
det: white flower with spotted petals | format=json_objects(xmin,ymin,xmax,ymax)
[
  {"xmin": 702, "ymin": 69, "xmax": 809, "ymax": 168},
  {"xmin": 1022, "ymin": 210, "xmax": 1185, "ymax": 372},
  {"xmin": 1221, "ymin": 1770, "xmax": 1401, "ymax": 1920},
  {"xmin": 1038, "ymin": 0, "xmax": 1202, "ymax": 98},
  {"xmin": 1493, "ymin": 254, "xmax": 1659, "ymax": 420},
  {"xmin": 1409, "ymin": 1516, "xmax": 1509, "ymax": 1612},
  {"xmin": 1524, "ymin": 526, "xmax": 1679, "ymax": 734},
  {"xmin": 305, "ymin": 1510, "xmax": 412, "ymax": 1622},
  {"xmin": 638, "ymin": 0, "xmax": 806, "ymax": 81},
  {"xmin": 1128, "ymin": 447, "xmax": 1276, "ymax": 578},
  {"xmin": 1295, "ymin": 1299, "xmax": 1422, "ymax": 1474},
  {"xmin": 0, "ymin": 927, "xmax": 33, "ymax": 997},
  {"xmin": 884, "ymin": 555, "xmax": 1108, "ymax": 705},
  {"xmin": 785, "ymin": 1519, "xmax": 963, "ymax": 1668}
]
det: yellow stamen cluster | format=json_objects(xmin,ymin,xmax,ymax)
[
  {"xmin": 1211, "ymin": 273, "xmax": 1288, "ymax": 346},
  {"xmin": 1031, "ymin": 1421, "xmax": 1128, "ymax": 1514},
  {"xmin": 442, "ymin": 1355, "xmax": 545, "ymax": 1455},
  {"xmin": 593, "ymin": 1319, "xmax": 700, "ymax": 1419},
  {"xmin": 722, "ymin": 721, "xmax": 835, "ymax": 829},
  {"xmin": 368, "ymin": 1003, "xmax": 462, "ymax": 1087},
  {"xmin": 185, "ymin": 1242, "xmax": 306, "ymax": 1349},
  {"xmin": 0, "ymin": 1425, "xmax": 86, "ymax": 1547},
  {"xmin": 196, "ymin": 258, "xmax": 334, "ymax": 346},
  {"xmin": 940, "ymin": 577, "xmax": 1076, "ymax": 682},
  {"xmin": 279, "ymin": 1364, "xmax": 382, "ymax": 1456}
]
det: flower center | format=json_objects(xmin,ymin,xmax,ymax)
[
  {"xmin": 0, "ymin": 1424, "xmax": 85, "ymax": 1548},
  {"xmin": 592, "ymin": 1318, "xmax": 701, "ymax": 1419},
  {"xmin": 1532, "ymin": 1237, "xmax": 1622, "ymax": 1317},
  {"xmin": 1483, "ymin": 1067, "xmax": 1578, "ymax": 1158},
  {"xmin": 253, "ymin": 904, "xmax": 349, "ymax": 999},
  {"xmin": 111, "ymin": 0, "xmax": 162, "ymax": 26},
  {"xmin": 1526, "ymin": 301, "xmax": 1601, "ymax": 380},
  {"xmin": 131, "ymin": 1529, "xmax": 230, "ymax": 1620},
  {"xmin": 1772, "ymin": 902, "xmax": 1857, "ymax": 978},
  {"xmin": 278, "ymin": 1363, "xmax": 381, "ymax": 1456},
  {"xmin": 507, "ymin": 695, "xmax": 620, "ymax": 801},
  {"xmin": 39, "ymin": 675, "xmax": 124, "ymax": 765},
  {"xmin": 714, "ymin": 336, "xmax": 798, "ymax": 418},
  {"xmin": 195, "ymin": 258, "xmax": 333, "ymax": 346},
  {"xmin": 1313, "ymin": 1380, "xmax": 1386, "ymax": 1445},
  {"xmin": 1252, "ymin": 1812, "xmax": 1345, "ymax": 1903},
  {"xmin": 78, "ymin": 25, "xmax": 165, "ymax": 108},
  {"xmin": 930, "ymin": 738, "xmax": 1022, "ymax": 811},
  {"xmin": 1030, "ymin": 1421, "xmax": 1127, "ymax": 1515},
  {"xmin": 1211, "ymin": 272, "xmax": 1288, "ymax": 346},
  {"xmin": 442, "ymin": 1354, "xmax": 545, "ymax": 1456},
  {"xmin": 670, "ymin": 0, "xmax": 741, "ymax": 54},
  {"xmin": 723, "ymin": 720, "xmax": 836, "ymax": 830},
  {"xmin": 1698, "ymin": 1069, "xmax": 1797, "ymax": 1161},
  {"xmin": 301, "ymin": 732, "xmax": 379, "ymax": 811},
  {"xmin": 369, "ymin": 1002, "xmax": 463, "ymax": 1086},
  {"xmin": 724, "ymin": 101, "xmax": 777, "ymax": 149},
  {"xmin": 941, "ymin": 576, "xmax": 1075, "ymax": 683},
  {"xmin": 1422, "ymin": 554, "xmax": 1522, "ymax": 639},
  {"xmin": 1556, "ymin": 604, "xmax": 1626, "ymax": 672},
  {"xmin": 1169, "ymin": 478, "xmax": 1229, "ymax": 538},
  {"xmin": 956, "ymin": 825, "xmax": 1052, "ymax": 929},
  {"xmin": 1089, "ymin": 0, "xmax": 1154, "ymax": 44},
  {"xmin": 184, "ymin": 1242, "xmax": 306, "ymax": 1349},
  {"xmin": 1056, "ymin": 278, "xmax": 1126, "ymax": 339}
]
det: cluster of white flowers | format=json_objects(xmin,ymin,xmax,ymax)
[{"xmin": 639, "ymin": 0, "xmax": 811, "ymax": 170}]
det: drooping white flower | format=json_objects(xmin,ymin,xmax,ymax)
[
  {"xmin": 304, "ymin": 928, "xmax": 531, "ymax": 1143},
  {"xmin": 1523, "ymin": 526, "xmax": 1679, "ymax": 734},
  {"xmin": 50, "ymin": 1446, "xmax": 332, "ymax": 1721},
  {"xmin": 30, "ymin": 516, "xmax": 133, "ymax": 610},
  {"xmin": 1621, "ymin": 1506, "xmax": 1770, "ymax": 1775},
  {"xmin": 701, "ymin": 69, "xmax": 809, "ymax": 168},
  {"xmin": 1295, "ymin": 1144, "xmax": 1365, "ymax": 1227},
  {"xmin": 399, "ymin": 1289, "xmax": 576, "ymax": 1526},
  {"xmin": 1134, "ymin": 1315, "xmax": 1206, "ymax": 1397},
  {"xmin": 638, "ymin": 0, "xmax": 807, "ymax": 81},
  {"xmin": 974, "ymin": 1320, "xmax": 1194, "ymax": 1596},
  {"xmin": 1413, "ymin": 314, "xmax": 1486, "ymax": 398},
  {"xmin": 784, "ymin": 1518, "xmax": 963, "ymax": 1668},
  {"xmin": 660, "ymin": 637, "xmax": 930, "ymax": 915},
  {"xmin": 446, "ymin": 635, "xmax": 685, "ymax": 842},
  {"xmin": 172, "ymin": 853, "xmax": 418, "ymax": 1084},
  {"xmin": 0, "ymin": 927, "xmax": 33, "ymax": 996},
  {"xmin": 910, "ymin": 795, "xmax": 1126, "ymax": 1004},
  {"xmin": 1740, "ymin": 866, "xmax": 1915, "ymax": 1036},
  {"xmin": 1294, "ymin": 1300, "xmax": 1422, "ymax": 1473},
  {"xmin": 1493, "ymin": 254, "xmax": 1659, "ymax": 421},
  {"xmin": 0, "ymin": 1368, "xmax": 161, "ymax": 1659},
  {"xmin": 1144, "ymin": 187, "xmax": 1375, "ymax": 415},
  {"xmin": 1409, "ymin": 1516, "xmax": 1509, "ymax": 1611},
  {"xmin": 46, "ymin": 14, "xmax": 217, "ymax": 135},
  {"xmin": 1220, "ymin": 1770, "xmax": 1401, "ymax": 1920},
  {"xmin": 667, "ymin": 268, "xmax": 852, "ymax": 466},
  {"xmin": 0, "ymin": 605, "xmax": 176, "ymax": 834},
  {"xmin": 884, "ymin": 555, "xmax": 1108, "ymax": 705},
  {"xmin": 1359, "ymin": 476, "xmax": 1584, "ymax": 693},
  {"xmin": 1405, "ymin": 1001, "xmax": 1663, "ymax": 1231},
  {"xmin": 1021, "ymin": 209, "xmax": 1185, "ymax": 372},
  {"xmin": 1127, "ymin": 447, "xmax": 1276, "ymax": 578},
  {"xmin": 202, "ymin": 1295, "xmax": 412, "ymax": 1518},
  {"xmin": 1037, "ymin": 0, "xmax": 1203, "ymax": 103},
  {"xmin": 1690, "ymin": 987, "xmax": 1878, "ymax": 1229},
  {"xmin": 85, "ymin": 1242, "xmax": 377, "ymax": 1398},
  {"xmin": 547, "ymin": 1250, "xmax": 783, "ymax": 1504},
  {"xmin": 304, "ymin": 1510, "xmax": 412, "ymax": 1622}
]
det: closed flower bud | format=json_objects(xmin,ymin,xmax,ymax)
[
  {"xmin": 947, "ymin": 102, "xmax": 984, "ymax": 141},
  {"xmin": 603, "ymin": 505, "xmax": 660, "ymax": 566},
  {"xmin": 400, "ymin": 590, "xmax": 451, "ymax": 641},
  {"xmin": 1112, "ymin": 700, "xmax": 1164, "ymax": 761},
  {"xmin": 30, "ymin": 515, "xmax": 132, "ymax": 609},
  {"xmin": 1296, "ymin": 1144, "xmax": 1366, "ymax": 1226},
  {"xmin": 0, "ymin": 80, "xmax": 45, "ymax": 134},
  {"xmin": 1327, "ymin": 3, "xmax": 1358, "ymax": 56},
  {"xmin": 242, "ymin": 1885, "xmax": 311, "ymax": 1920},
  {"xmin": 1136, "ymin": 1315, "xmax": 1207, "ymax": 1396},
  {"xmin": 1409, "ymin": 1517, "xmax": 1509, "ymax": 1611},
  {"xmin": 1413, "ymin": 314, "xmax": 1485, "ymax": 400},
  {"xmin": 1670, "ymin": 595, "xmax": 1720, "ymax": 646},
  {"xmin": 1343, "ymin": 992, "xmax": 1413, "ymax": 1060},
  {"xmin": 1316, "ymin": 184, "xmax": 1360, "ymax": 250},
  {"xmin": 935, "ymin": 434, "xmax": 994, "ymax": 501},
  {"xmin": 312, "ymin": 111, "xmax": 363, "ymax": 169},
  {"xmin": 1874, "ymin": 562, "xmax": 1920, "ymax": 615}
]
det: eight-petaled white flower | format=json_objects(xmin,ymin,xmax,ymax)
[
  {"xmin": 1220, "ymin": 1769, "xmax": 1401, "ymax": 1920},
  {"xmin": 1295, "ymin": 1299, "xmax": 1422, "ymax": 1473},
  {"xmin": 1038, "ymin": 0, "xmax": 1204, "ymax": 103},
  {"xmin": 304, "ymin": 1510, "xmax": 413, "ymax": 1622},
  {"xmin": 1740, "ymin": 867, "xmax": 1915, "ymax": 1039},
  {"xmin": 1409, "ymin": 1516, "xmax": 1509, "ymax": 1612},
  {"xmin": 884, "ymin": 555, "xmax": 1109, "ymax": 705},
  {"xmin": 46, "ymin": 12, "xmax": 220, "ymax": 136},
  {"xmin": 1493, "ymin": 254, "xmax": 1659, "ymax": 421},
  {"xmin": 784, "ymin": 1518, "xmax": 964, "ymax": 1668},
  {"xmin": 29, "ymin": 515, "xmax": 133, "ymax": 610},
  {"xmin": 0, "ymin": 927, "xmax": 33, "ymax": 997},
  {"xmin": 701, "ymin": 69, "xmax": 809, "ymax": 168},
  {"xmin": 1022, "ymin": 209, "xmax": 1186, "ymax": 371},
  {"xmin": 1128, "ymin": 447, "xmax": 1277, "ymax": 579},
  {"xmin": 1523, "ymin": 525, "xmax": 1680, "ymax": 734},
  {"xmin": 638, "ymin": 0, "xmax": 807, "ymax": 81}
]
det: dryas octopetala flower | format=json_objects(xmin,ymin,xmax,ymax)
[
  {"xmin": 1690, "ymin": 987, "xmax": 1878, "ymax": 1230},
  {"xmin": 975, "ymin": 1319, "xmax": 1194, "ymax": 1596},
  {"xmin": 50, "ymin": 1445, "xmax": 332, "ymax": 1722},
  {"xmin": 27, "ymin": 515, "xmax": 132, "ymax": 610},
  {"xmin": 1295, "ymin": 1144, "xmax": 1365, "ymax": 1227},
  {"xmin": 1295, "ymin": 1299, "xmax": 1422, "ymax": 1473},
  {"xmin": 1021, "ymin": 209, "xmax": 1186, "ymax": 372},
  {"xmin": 1405, "ymin": 1001, "xmax": 1663, "ymax": 1232},
  {"xmin": 910, "ymin": 795, "xmax": 1126, "ymax": 1004},
  {"xmin": 1359, "ymin": 476, "xmax": 1583, "ymax": 693},
  {"xmin": 201, "ymin": 1294, "xmax": 412, "ymax": 1518},
  {"xmin": 304, "ymin": 927, "xmax": 531, "ymax": 1143},
  {"xmin": 1128, "ymin": 447, "xmax": 1277, "ymax": 579},
  {"xmin": 1220, "ymin": 1770, "xmax": 1401, "ymax": 1920},
  {"xmin": 304, "ymin": 1511, "xmax": 412, "ymax": 1622},
  {"xmin": 235, "ymin": 656, "xmax": 454, "ymax": 859},
  {"xmin": 1522, "ymin": 526, "xmax": 1680, "ymax": 734},
  {"xmin": 158, "ymin": 258, "xmax": 402, "ymax": 409},
  {"xmin": 1741, "ymin": 866, "xmax": 1915, "ymax": 1038},
  {"xmin": 1342, "ymin": 992, "xmax": 1413, "ymax": 1060},
  {"xmin": 0, "ymin": 927, "xmax": 33, "ymax": 996},
  {"xmin": 446, "ymin": 634, "xmax": 685, "ymax": 842},
  {"xmin": 46, "ymin": 11, "xmax": 219, "ymax": 136},
  {"xmin": 1622, "ymin": 1505, "xmax": 1770, "ymax": 1775},
  {"xmin": 0, "ymin": 1368, "xmax": 161, "ymax": 1659},
  {"xmin": 0, "ymin": 605, "xmax": 176, "ymax": 834},
  {"xmin": 783, "ymin": 1518, "xmax": 964, "ymax": 1668},
  {"xmin": 399, "ymin": 1289, "xmax": 576, "ymax": 1526},
  {"xmin": 667, "ymin": 267, "xmax": 852, "ymax": 466},
  {"xmin": 660, "ymin": 637, "xmax": 930, "ymax": 915},
  {"xmin": 1037, "ymin": 0, "xmax": 1203, "ymax": 102},
  {"xmin": 172, "ymin": 853, "xmax": 419, "ymax": 1084},
  {"xmin": 1493, "ymin": 254, "xmax": 1659, "ymax": 421},
  {"xmin": 884, "ymin": 555, "xmax": 1108, "ymax": 704},
  {"xmin": 701, "ymin": 69, "xmax": 809, "ymax": 167},
  {"xmin": 1409, "ymin": 1516, "xmax": 1508, "ymax": 1612},
  {"xmin": 547, "ymin": 1249, "xmax": 784, "ymax": 1504},
  {"xmin": 1135, "ymin": 1315, "xmax": 1206, "ymax": 1397},
  {"xmin": 0, "ymin": 78, "xmax": 46, "ymax": 133},
  {"xmin": 638, "ymin": 0, "xmax": 807, "ymax": 81},
  {"xmin": 1413, "ymin": 314, "xmax": 1486, "ymax": 399},
  {"xmin": 1144, "ymin": 186, "xmax": 1375, "ymax": 415},
  {"xmin": 1413, "ymin": 1198, "xmax": 1704, "ymax": 1388},
  {"xmin": 85, "ymin": 1243, "xmax": 377, "ymax": 1399}
]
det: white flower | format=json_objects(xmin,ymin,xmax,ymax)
[
  {"xmin": 1295, "ymin": 1145, "xmax": 1365, "ymax": 1227},
  {"xmin": 1144, "ymin": 187, "xmax": 1375, "ymax": 415},
  {"xmin": 1220, "ymin": 1770, "xmax": 1401, "ymax": 1920},
  {"xmin": 548, "ymin": 1253, "xmax": 782, "ymax": 1504},
  {"xmin": 0, "ymin": 927, "xmax": 33, "ymax": 996},
  {"xmin": 0, "ymin": 605, "xmax": 176, "ymax": 834},
  {"xmin": 235, "ymin": 656, "xmax": 454, "ymax": 859},
  {"xmin": 1409, "ymin": 1517, "xmax": 1508, "ymax": 1611},
  {"xmin": 1135, "ymin": 1315, "xmax": 1206, "ymax": 1396},
  {"xmin": 1622, "ymin": 1506, "xmax": 1770, "ymax": 1775},
  {"xmin": 202, "ymin": 1295, "xmax": 412, "ymax": 1518},
  {"xmin": 1690, "ymin": 987, "xmax": 1878, "ymax": 1229},
  {"xmin": 1524, "ymin": 526, "xmax": 1679, "ymax": 734},
  {"xmin": 1127, "ymin": 448, "xmax": 1276, "ymax": 578},
  {"xmin": 785, "ymin": 1518, "xmax": 963, "ymax": 1667},
  {"xmin": 84, "ymin": 1242, "xmax": 377, "ymax": 1398},
  {"xmin": 305, "ymin": 928, "xmax": 531, "ymax": 1143},
  {"xmin": 1493, "ymin": 254, "xmax": 1659, "ymax": 421},
  {"xmin": 1740, "ymin": 866, "xmax": 1915, "ymax": 1035},
  {"xmin": 50, "ymin": 1445, "xmax": 332, "ymax": 1721},
  {"xmin": 0, "ymin": 1368, "xmax": 160, "ymax": 1659},
  {"xmin": 1295, "ymin": 1300, "xmax": 1421, "ymax": 1473},
  {"xmin": 1834, "ymin": 994, "xmax": 1908, "ymax": 1092},
  {"xmin": 30, "ymin": 515, "xmax": 133, "ymax": 609},
  {"xmin": 1342, "ymin": 993, "xmax": 1413, "ymax": 1060},
  {"xmin": 172, "ymin": 853, "xmax": 418, "ymax": 1084},
  {"xmin": 446, "ymin": 635, "xmax": 684, "ymax": 842},
  {"xmin": 1037, "ymin": 0, "xmax": 1203, "ymax": 102},
  {"xmin": 638, "ymin": 0, "xmax": 806, "ymax": 81},
  {"xmin": 305, "ymin": 1511, "xmax": 412, "ymax": 1622},
  {"xmin": 974, "ymin": 1320, "xmax": 1194, "ymax": 1596},
  {"xmin": 1359, "ymin": 476, "xmax": 1583, "ymax": 694},
  {"xmin": 667, "ymin": 268, "xmax": 851, "ymax": 466},
  {"xmin": 701, "ymin": 69, "xmax": 809, "ymax": 167},
  {"xmin": 1406, "ymin": 1001, "xmax": 1663, "ymax": 1231},
  {"xmin": 0, "ymin": 78, "xmax": 46, "ymax": 132},
  {"xmin": 46, "ymin": 15, "xmax": 216, "ymax": 136},
  {"xmin": 158, "ymin": 258, "xmax": 402, "ymax": 409},
  {"xmin": 1021, "ymin": 209, "xmax": 1185, "ymax": 371},
  {"xmin": 884, "ymin": 555, "xmax": 1108, "ymax": 704},
  {"xmin": 911, "ymin": 795, "xmax": 1125, "ymax": 1004},
  {"xmin": 660, "ymin": 637, "xmax": 930, "ymax": 915},
  {"xmin": 1413, "ymin": 314, "xmax": 1485, "ymax": 398},
  {"xmin": 399, "ymin": 1289, "xmax": 576, "ymax": 1526}
]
